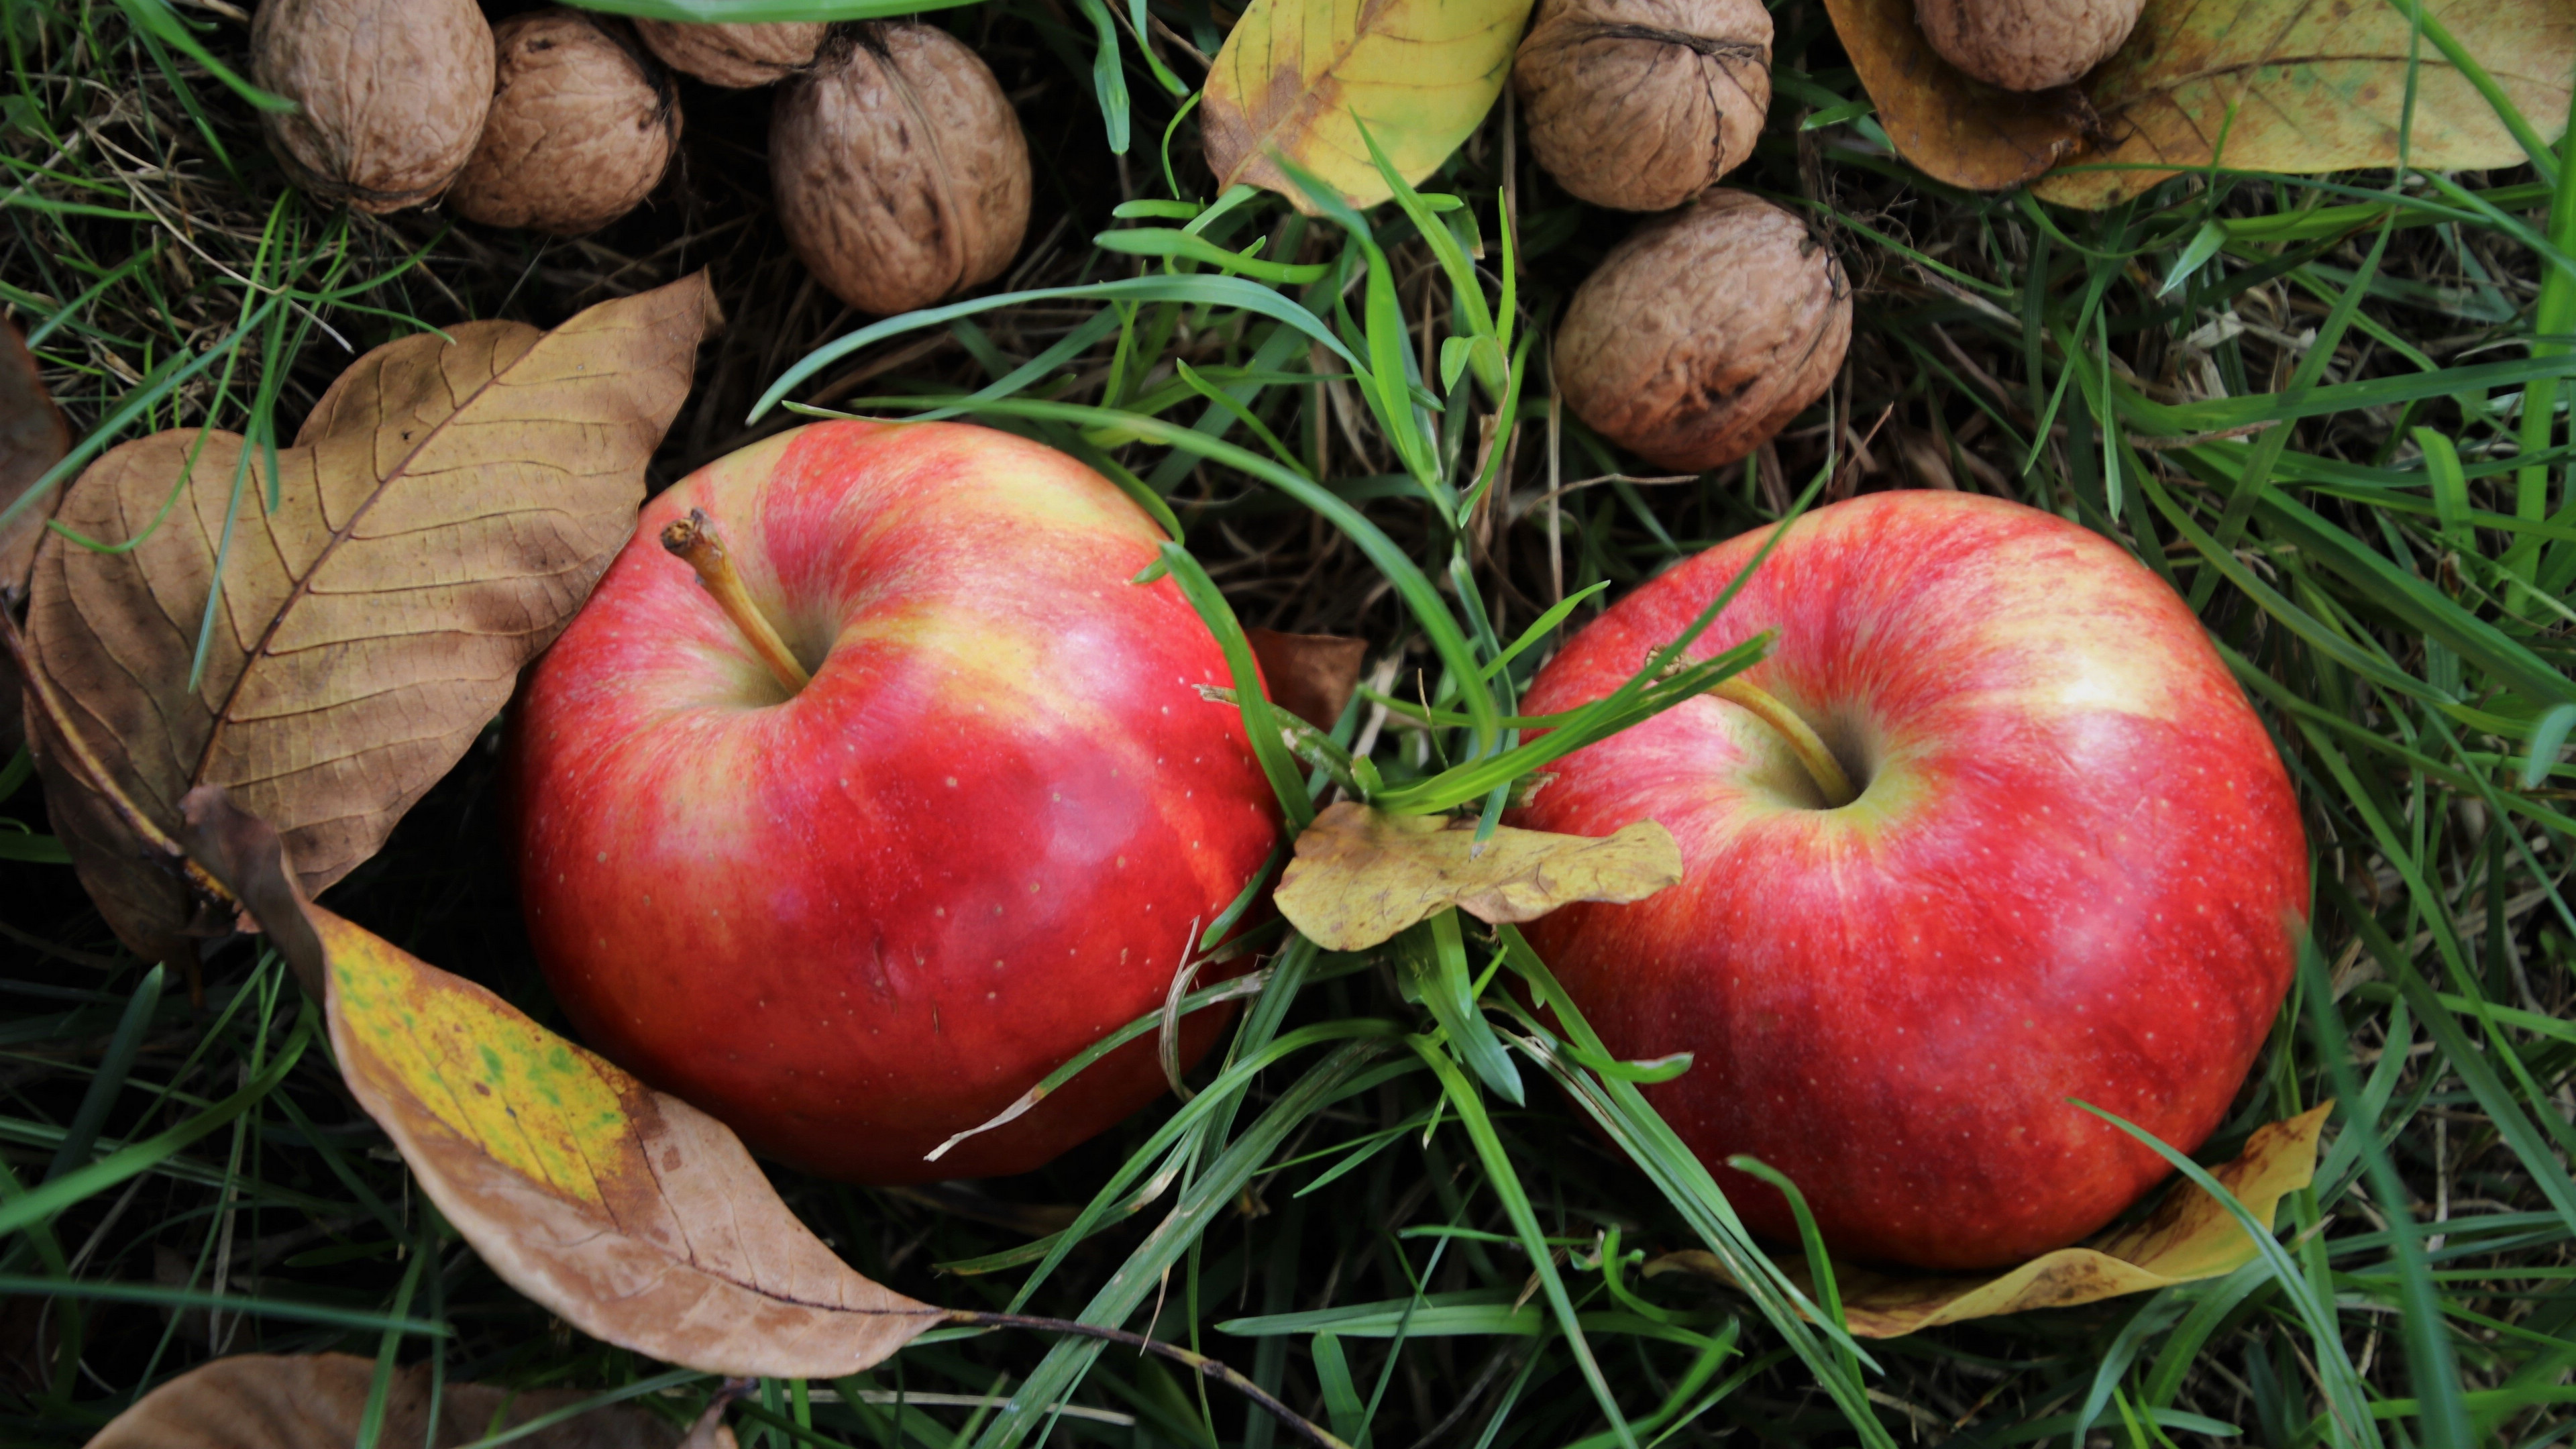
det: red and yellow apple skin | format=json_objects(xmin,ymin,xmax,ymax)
[
  {"xmin": 509, "ymin": 420, "xmax": 1280, "ymax": 1183},
  {"xmin": 1511, "ymin": 491, "xmax": 2307, "ymax": 1270}
]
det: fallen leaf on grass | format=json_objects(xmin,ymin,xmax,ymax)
[
  {"xmin": 87, "ymin": 1352, "xmax": 690, "ymax": 1449},
  {"xmin": 1246, "ymin": 627, "xmax": 1368, "ymax": 731},
  {"xmin": 1646, "ymin": 1104, "xmax": 2332, "ymax": 1337},
  {"xmin": 2034, "ymin": 0, "xmax": 2575, "ymax": 208},
  {"xmin": 0, "ymin": 314, "xmax": 67, "ymax": 595},
  {"xmin": 24, "ymin": 274, "xmax": 720, "ymax": 966},
  {"xmin": 178, "ymin": 787, "xmax": 947, "ymax": 1379},
  {"xmin": 1276, "ymin": 800, "xmax": 1681, "ymax": 951},
  {"xmin": 1202, "ymin": 0, "xmax": 1535, "ymax": 211},
  {"xmin": 1, "ymin": 314, "xmax": 68, "ymax": 753},
  {"xmin": 1820, "ymin": 0, "xmax": 2090, "ymax": 191}
]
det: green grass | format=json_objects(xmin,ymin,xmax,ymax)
[{"xmin": 6, "ymin": 1, "xmax": 2576, "ymax": 1446}]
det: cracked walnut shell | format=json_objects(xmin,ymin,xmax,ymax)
[
  {"xmin": 1556, "ymin": 190, "xmax": 1850, "ymax": 474},
  {"xmin": 635, "ymin": 18, "xmax": 828, "ymax": 88},
  {"xmin": 447, "ymin": 10, "xmax": 680, "ymax": 235},
  {"xmin": 1514, "ymin": 0, "xmax": 1772, "ymax": 213},
  {"xmin": 251, "ymin": 0, "xmax": 494, "ymax": 214},
  {"xmin": 771, "ymin": 25, "xmax": 1031, "ymax": 317},
  {"xmin": 1917, "ymin": 0, "xmax": 2142, "ymax": 91}
]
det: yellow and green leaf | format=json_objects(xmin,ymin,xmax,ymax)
[
  {"xmin": 177, "ymin": 786, "xmax": 946, "ymax": 1381},
  {"xmin": 1202, "ymin": 0, "xmax": 1536, "ymax": 211}
]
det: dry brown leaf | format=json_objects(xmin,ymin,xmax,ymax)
[
  {"xmin": 177, "ymin": 786, "xmax": 947, "ymax": 1379},
  {"xmin": 1276, "ymin": 799, "xmax": 1682, "ymax": 952},
  {"xmin": 1246, "ymin": 627, "xmax": 1368, "ymax": 731},
  {"xmin": 24, "ymin": 274, "xmax": 720, "ymax": 966},
  {"xmin": 1646, "ymin": 1104, "xmax": 2332, "ymax": 1336},
  {"xmin": 1820, "ymin": 0, "xmax": 2090, "ymax": 191},
  {"xmin": 0, "ymin": 315, "xmax": 67, "ymax": 596},
  {"xmin": 2034, "ymin": 0, "xmax": 2575, "ymax": 208},
  {"xmin": 1, "ymin": 314, "xmax": 70, "ymax": 753},
  {"xmin": 85, "ymin": 1352, "xmax": 688, "ymax": 1449}
]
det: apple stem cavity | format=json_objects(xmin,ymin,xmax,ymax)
[
  {"xmin": 1714, "ymin": 678, "xmax": 1856, "ymax": 808},
  {"xmin": 659, "ymin": 508, "xmax": 814, "ymax": 695}
]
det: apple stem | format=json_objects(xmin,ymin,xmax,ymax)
[
  {"xmin": 659, "ymin": 508, "xmax": 813, "ymax": 695},
  {"xmin": 1715, "ymin": 678, "xmax": 1857, "ymax": 808}
]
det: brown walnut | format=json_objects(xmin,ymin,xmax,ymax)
[
  {"xmin": 1916, "ymin": 0, "xmax": 2141, "ymax": 91},
  {"xmin": 447, "ymin": 11, "xmax": 681, "ymax": 235},
  {"xmin": 1513, "ymin": 0, "xmax": 1772, "ymax": 213},
  {"xmin": 635, "ymin": 18, "xmax": 828, "ymax": 88},
  {"xmin": 1556, "ymin": 189, "xmax": 1850, "ymax": 474},
  {"xmin": 250, "ymin": 0, "xmax": 494, "ymax": 213},
  {"xmin": 771, "ymin": 25, "xmax": 1031, "ymax": 317}
]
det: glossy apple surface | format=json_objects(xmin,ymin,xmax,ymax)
[
  {"xmin": 1511, "ymin": 490, "xmax": 2307, "ymax": 1269},
  {"xmin": 509, "ymin": 420, "xmax": 1280, "ymax": 1183}
]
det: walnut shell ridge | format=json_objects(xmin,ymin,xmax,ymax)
[
  {"xmin": 1916, "ymin": 0, "xmax": 2141, "ymax": 91},
  {"xmin": 1513, "ymin": 0, "xmax": 1772, "ymax": 213},
  {"xmin": 250, "ymin": 0, "xmax": 494, "ymax": 214},
  {"xmin": 636, "ymin": 19, "xmax": 828, "ymax": 87},
  {"xmin": 771, "ymin": 25, "xmax": 1032, "ymax": 317},
  {"xmin": 1556, "ymin": 190, "xmax": 1851, "ymax": 474},
  {"xmin": 447, "ymin": 10, "xmax": 681, "ymax": 236}
]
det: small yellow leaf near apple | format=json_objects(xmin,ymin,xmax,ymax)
[
  {"xmin": 1645, "ymin": 1103, "xmax": 2334, "ymax": 1338},
  {"xmin": 1276, "ymin": 799, "xmax": 1683, "ymax": 953}
]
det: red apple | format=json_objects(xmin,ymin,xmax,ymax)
[
  {"xmin": 508, "ymin": 419, "xmax": 1281, "ymax": 1183},
  {"xmin": 1511, "ymin": 491, "xmax": 2306, "ymax": 1269}
]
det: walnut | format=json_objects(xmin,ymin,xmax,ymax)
[
  {"xmin": 1513, "ymin": 0, "xmax": 1771, "ymax": 213},
  {"xmin": 635, "ymin": 18, "xmax": 828, "ymax": 88},
  {"xmin": 447, "ymin": 11, "xmax": 681, "ymax": 235},
  {"xmin": 1556, "ymin": 190, "xmax": 1850, "ymax": 473},
  {"xmin": 771, "ymin": 25, "xmax": 1030, "ymax": 317},
  {"xmin": 1916, "ymin": 0, "xmax": 2141, "ymax": 91},
  {"xmin": 250, "ymin": 0, "xmax": 494, "ymax": 213}
]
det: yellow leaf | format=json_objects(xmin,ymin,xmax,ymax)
[
  {"xmin": 2035, "ymin": 0, "xmax": 2575, "ymax": 208},
  {"xmin": 177, "ymin": 787, "xmax": 946, "ymax": 1379},
  {"xmin": 1821, "ymin": 0, "xmax": 2089, "ymax": 192},
  {"xmin": 1646, "ymin": 1104, "xmax": 2332, "ymax": 1337},
  {"xmin": 1202, "ymin": 0, "xmax": 1536, "ymax": 211},
  {"xmin": 1276, "ymin": 799, "xmax": 1682, "ymax": 951}
]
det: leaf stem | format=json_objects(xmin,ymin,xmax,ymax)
[
  {"xmin": 1713, "ymin": 679, "xmax": 1854, "ymax": 808},
  {"xmin": 659, "ymin": 509, "xmax": 811, "ymax": 696},
  {"xmin": 948, "ymin": 1310, "xmax": 1355, "ymax": 1449}
]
